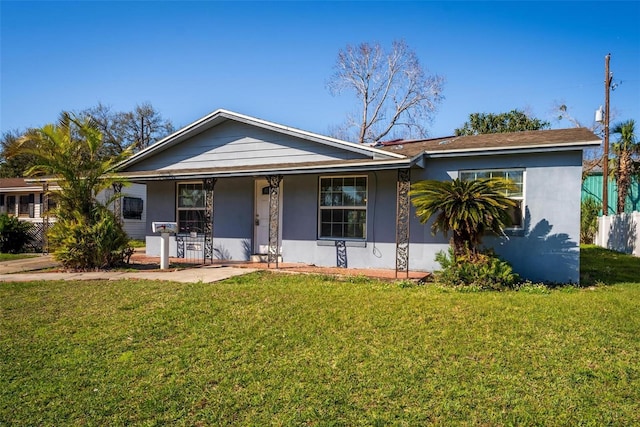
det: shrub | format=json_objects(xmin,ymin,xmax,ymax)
[
  {"xmin": 433, "ymin": 248, "xmax": 519, "ymax": 291},
  {"xmin": 580, "ymin": 197, "xmax": 600, "ymax": 244},
  {"xmin": 47, "ymin": 206, "xmax": 131, "ymax": 270},
  {"xmin": 0, "ymin": 213, "xmax": 33, "ymax": 254}
]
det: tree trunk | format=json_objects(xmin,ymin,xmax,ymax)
[{"xmin": 617, "ymin": 151, "xmax": 632, "ymax": 214}]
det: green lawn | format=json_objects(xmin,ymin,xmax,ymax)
[
  {"xmin": 1, "ymin": 248, "xmax": 639, "ymax": 425},
  {"xmin": 0, "ymin": 253, "xmax": 37, "ymax": 262}
]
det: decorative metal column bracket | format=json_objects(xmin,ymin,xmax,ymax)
[
  {"xmin": 395, "ymin": 169, "xmax": 411, "ymax": 278},
  {"xmin": 203, "ymin": 178, "xmax": 217, "ymax": 264},
  {"xmin": 336, "ymin": 240, "xmax": 348, "ymax": 268},
  {"xmin": 112, "ymin": 182, "xmax": 124, "ymax": 224},
  {"xmin": 42, "ymin": 182, "xmax": 49, "ymax": 254},
  {"xmin": 176, "ymin": 235, "xmax": 185, "ymax": 258},
  {"xmin": 266, "ymin": 175, "xmax": 283, "ymax": 268}
]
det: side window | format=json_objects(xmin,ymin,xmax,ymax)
[
  {"xmin": 123, "ymin": 196, "xmax": 144, "ymax": 220},
  {"xmin": 459, "ymin": 169, "xmax": 524, "ymax": 228}
]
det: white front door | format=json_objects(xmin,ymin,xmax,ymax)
[{"xmin": 254, "ymin": 179, "xmax": 283, "ymax": 254}]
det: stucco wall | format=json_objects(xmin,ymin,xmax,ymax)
[
  {"xmin": 280, "ymin": 170, "xmax": 403, "ymax": 269},
  {"xmin": 410, "ymin": 151, "xmax": 583, "ymax": 283},
  {"xmin": 143, "ymin": 150, "xmax": 583, "ymax": 283}
]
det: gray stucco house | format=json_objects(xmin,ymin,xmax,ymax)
[{"xmin": 116, "ymin": 109, "xmax": 601, "ymax": 283}]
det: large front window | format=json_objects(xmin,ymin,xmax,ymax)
[
  {"xmin": 177, "ymin": 183, "xmax": 205, "ymax": 233},
  {"xmin": 459, "ymin": 169, "xmax": 524, "ymax": 228},
  {"xmin": 319, "ymin": 176, "xmax": 367, "ymax": 239}
]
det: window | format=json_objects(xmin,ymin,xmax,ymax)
[
  {"xmin": 123, "ymin": 196, "xmax": 144, "ymax": 220},
  {"xmin": 19, "ymin": 194, "xmax": 34, "ymax": 217},
  {"xmin": 459, "ymin": 169, "xmax": 524, "ymax": 228},
  {"xmin": 0, "ymin": 195, "xmax": 4, "ymax": 214},
  {"xmin": 319, "ymin": 176, "xmax": 367, "ymax": 239},
  {"xmin": 6, "ymin": 196, "xmax": 15, "ymax": 216},
  {"xmin": 177, "ymin": 182, "xmax": 206, "ymax": 233}
]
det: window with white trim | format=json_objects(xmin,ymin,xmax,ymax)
[
  {"xmin": 177, "ymin": 182, "xmax": 205, "ymax": 234},
  {"xmin": 459, "ymin": 169, "xmax": 524, "ymax": 228},
  {"xmin": 319, "ymin": 176, "xmax": 367, "ymax": 239}
]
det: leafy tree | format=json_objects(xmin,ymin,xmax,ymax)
[
  {"xmin": 410, "ymin": 178, "xmax": 516, "ymax": 258},
  {"xmin": 15, "ymin": 112, "xmax": 132, "ymax": 269},
  {"xmin": 0, "ymin": 129, "xmax": 37, "ymax": 178},
  {"xmin": 609, "ymin": 119, "xmax": 639, "ymax": 214},
  {"xmin": 454, "ymin": 109, "xmax": 550, "ymax": 136},
  {"xmin": 0, "ymin": 103, "xmax": 173, "ymax": 178},
  {"xmin": 580, "ymin": 197, "xmax": 600, "ymax": 244},
  {"xmin": 327, "ymin": 39, "xmax": 444, "ymax": 144}
]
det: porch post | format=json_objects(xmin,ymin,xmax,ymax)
[
  {"xmin": 395, "ymin": 169, "xmax": 411, "ymax": 278},
  {"xmin": 203, "ymin": 178, "xmax": 217, "ymax": 264},
  {"xmin": 42, "ymin": 182, "xmax": 49, "ymax": 254},
  {"xmin": 112, "ymin": 183, "xmax": 123, "ymax": 223},
  {"xmin": 265, "ymin": 175, "xmax": 283, "ymax": 268}
]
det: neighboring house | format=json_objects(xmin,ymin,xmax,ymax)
[
  {"xmin": 115, "ymin": 109, "xmax": 601, "ymax": 283},
  {"xmin": 0, "ymin": 178, "xmax": 55, "ymax": 223},
  {"xmin": 582, "ymin": 167, "xmax": 640, "ymax": 215},
  {"xmin": 0, "ymin": 178, "xmax": 147, "ymax": 240}
]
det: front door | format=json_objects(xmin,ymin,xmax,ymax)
[{"xmin": 254, "ymin": 179, "xmax": 283, "ymax": 254}]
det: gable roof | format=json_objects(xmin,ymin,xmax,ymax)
[
  {"xmin": 117, "ymin": 109, "xmax": 405, "ymax": 171},
  {"xmin": 379, "ymin": 128, "xmax": 601, "ymax": 158}
]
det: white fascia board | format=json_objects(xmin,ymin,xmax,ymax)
[
  {"xmin": 117, "ymin": 158, "xmax": 415, "ymax": 181},
  {"xmin": 423, "ymin": 140, "xmax": 602, "ymax": 158},
  {"xmin": 1, "ymin": 186, "xmax": 43, "ymax": 192},
  {"xmin": 116, "ymin": 109, "xmax": 405, "ymax": 170}
]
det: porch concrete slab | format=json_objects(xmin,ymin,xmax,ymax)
[{"xmin": 0, "ymin": 266, "xmax": 257, "ymax": 284}]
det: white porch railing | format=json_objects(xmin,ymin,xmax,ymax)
[{"xmin": 596, "ymin": 212, "xmax": 640, "ymax": 257}]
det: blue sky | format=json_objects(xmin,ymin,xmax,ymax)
[{"xmin": 1, "ymin": 1, "xmax": 639, "ymax": 139}]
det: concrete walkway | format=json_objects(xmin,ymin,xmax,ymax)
[
  {"xmin": 0, "ymin": 255, "xmax": 256, "ymax": 283},
  {"xmin": 0, "ymin": 252, "xmax": 427, "ymax": 283},
  {"xmin": 0, "ymin": 254, "xmax": 59, "ymax": 274}
]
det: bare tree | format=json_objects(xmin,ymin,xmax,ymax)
[
  {"xmin": 81, "ymin": 102, "xmax": 174, "ymax": 156},
  {"xmin": 552, "ymin": 102, "xmax": 604, "ymax": 176},
  {"xmin": 327, "ymin": 40, "xmax": 444, "ymax": 144}
]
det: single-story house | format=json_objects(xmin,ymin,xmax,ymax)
[
  {"xmin": 115, "ymin": 109, "xmax": 601, "ymax": 283},
  {"xmin": 0, "ymin": 178, "xmax": 147, "ymax": 241}
]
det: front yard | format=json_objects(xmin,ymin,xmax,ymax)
[{"xmin": 1, "ymin": 247, "xmax": 639, "ymax": 425}]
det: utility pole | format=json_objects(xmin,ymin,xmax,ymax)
[{"xmin": 602, "ymin": 53, "xmax": 612, "ymax": 216}]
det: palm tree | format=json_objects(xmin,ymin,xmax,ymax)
[
  {"xmin": 18, "ymin": 112, "xmax": 130, "ymax": 217},
  {"xmin": 610, "ymin": 119, "xmax": 638, "ymax": 214},
  {"xmin": 409, "ymin": 178, "xmax": 517, "ymax": 258},
  {"xmin": 16, "ymin": 112, "xmax": 133, "ymax": 268}
]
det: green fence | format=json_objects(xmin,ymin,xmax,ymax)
[{"xmin": 582, "ymin": 173, "xmax": 640, "ymax": 215}]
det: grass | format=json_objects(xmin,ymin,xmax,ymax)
[
  {"xmin": 580, "ymin": 244, "xmax": 640, "ymax": 285},
  {"xmin": 0, "ymin": 253, "xmax": 37, "ymax": 262},
  {"xmin": 128, "ymin": 239, "xmax": 146, "ymax": 248},
  {"xmin": 1, "ymin": 249, "xmax": 639, "ymax": 425}
]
